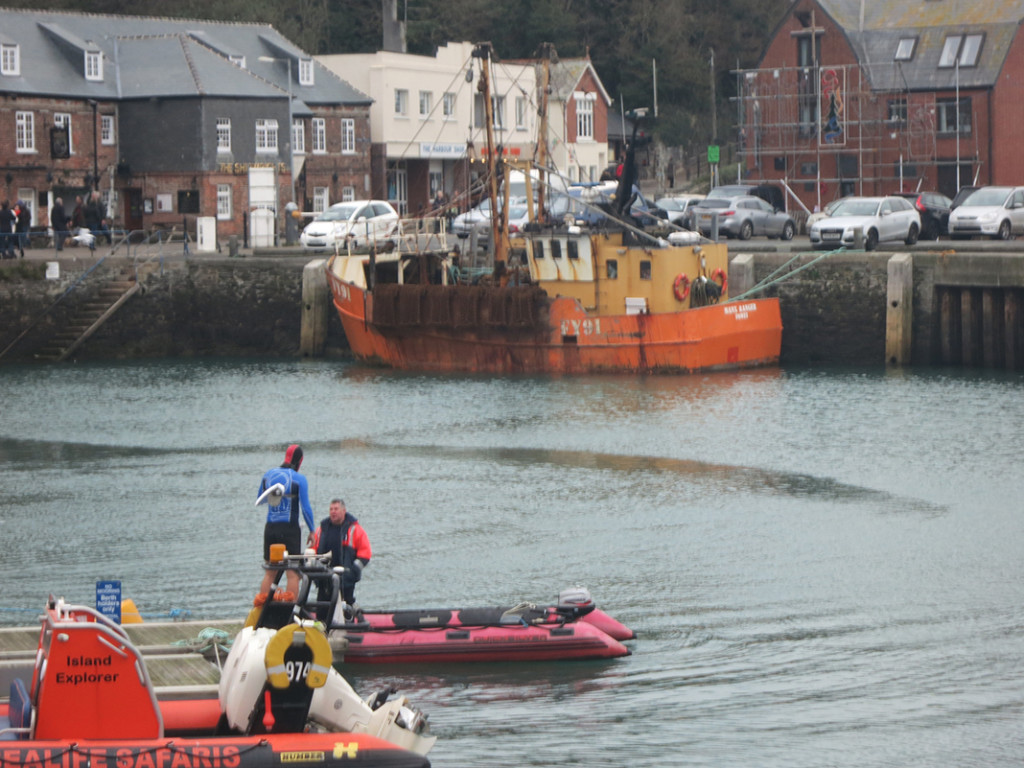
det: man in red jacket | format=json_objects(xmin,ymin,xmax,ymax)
[{"xmin": 311, "ymin": 498, "xmax": 372, "ymax": 622}]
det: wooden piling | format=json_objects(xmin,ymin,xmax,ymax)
[
  {"xmin": 300, "ymin": 258, "xmax": 329, "ymax": 357},
  {"xmin": 885, "ymin": 253, "xmax": 913, "ymax": 366},
  {"xmin": 1006, "ymin": 291, "xmax": 1019, "ymax": 370}
]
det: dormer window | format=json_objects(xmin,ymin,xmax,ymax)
[
  {"xmin": 230, "ymin": 54, "xmax": 246, "ymax": 69},
  {"xmin": 939, "ymin": 33, "xmax": 984, "ymax": 68},
  {"xmin": 894, "ymin": 37, "xmax": 916, "ymax": 62},
  {"xmin": 1, "ymin": 42, "xmax": 19, "ymax": 76},
  {"xmin": 298, "ymin": 58, "xmax": 314, "ymax": 86},
  {"xmin": 85, "ymin": 50, "xmax": 103, "ymax": 81}
]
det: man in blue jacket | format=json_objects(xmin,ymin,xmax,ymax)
[{"xmin": 255, "ymin": 444, "xmax": 315, "ymax": 603}]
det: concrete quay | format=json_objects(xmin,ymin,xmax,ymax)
[{"xmin": 1, "ymin": 239, "xmax": 1022, "ymax": 369}]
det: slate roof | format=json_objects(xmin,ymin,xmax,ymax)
[
  {"xmin": 811, "ymin": 0, "xmax": 1024, "ymax": 91},
  {"xmin": 0, "ymin": 8, "xmax": 371, "ymax": 110}
]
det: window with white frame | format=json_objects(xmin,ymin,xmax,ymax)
[
  {"xmin": 229, "ymin": 54, "xmax": 246, "ymax": 69},
  {"xmin": 312, "ymin": 187, "xmax": 329, "ymax": 214},
  {"xmin": 575, "ymin": 93, "xmax": 594, "ymax": 140},
  {"xmin": 54, "ymin": 113, "xmax": 73, "ymax": 154},
  {"xmin": 342, "ymin": 186, "xmax": 355, "ymax": 202},
  {"xmin": 312, "ymin": 118, "xmax": 326, "ymax": 153},
  {"xmin": 216, "ymin": 118, "xmax": 231, "ymax": 153},
  {"xmin": 85, "ymin": 50, "xmax": 102, "ymax": 81},
  {"xmin": 217, "ymin": 184, "xmax": 232, "ymax": 220},
  {"xmin": 101, "ymin": 115, "xmax": 115, "ymax": 145},
  {"xmin": 298, "ymin": 59, "xmax": 314, "ymax": 86},
  {"xmin": 443, "ymin": 92, "xmax": 456, "ymax": 120},
  {"xmin": 515, "ymin": 96, "xmax": 527, "ymax": 130},
  {"xmin": 292, "ymin": 118, "xmax": 304, "ymax": 153},
  {"xmin": 419, "ymin": 90, "xmax": 432, "ymax": 118},
  {"xmin": 395, "ymin": 89, "xmax": 408, "ymax": 116},
  {"xmin": 255, "ymin": 118, "xmax": 278, "ymax": 152},
  {"xmin": 1, "ymin": 43, "xmax": 19, "ymax": 76},
  {"xmin": 341, "ymin": 119, "xmax": 355, "ymax": 153},
  {"xmin": 16, "ymin": 111, "xmax": 34, "ymax": 152}
]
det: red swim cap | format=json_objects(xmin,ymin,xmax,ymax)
[{"xmin": 284, "ymin": 444, "xmax": 303, "ymax": 470}]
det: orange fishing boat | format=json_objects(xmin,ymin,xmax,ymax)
[{"xmin": 324, "ymin": 43, "xmax": 781, "ymax": 375}]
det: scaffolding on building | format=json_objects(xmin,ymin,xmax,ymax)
[{"xmin": 731, "ymin": 62, "xmax": 980, "ymax": 210}]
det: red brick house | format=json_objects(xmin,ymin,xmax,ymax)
[{"xmin": 736, "ymin": 0, "xmax": 1024, "ymax": 213}]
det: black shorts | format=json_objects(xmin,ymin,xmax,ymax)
[{"xmin": 264, "ymin": 522, "xmax": 301, "ymax": 560}]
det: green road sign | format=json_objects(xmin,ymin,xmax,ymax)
[{"xmin": 707, "ymin": 145, "xmax": 720, "ymax": 164}]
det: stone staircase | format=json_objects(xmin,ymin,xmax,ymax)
[{"xmin": 35, "ymin": 275, "xmax": 141, "ymax": 361}]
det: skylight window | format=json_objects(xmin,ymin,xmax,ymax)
[
  {"xmin": 894, "ymin": 37, "xmax": 916, "ymax": 61},
  {"xmin": 939, "ymin": 33, "xmax": 984, "ymax": 68}
]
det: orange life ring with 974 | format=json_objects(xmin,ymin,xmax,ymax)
[
  {"xmin": 711, "ymin": 268, "xmax": 728, "ymax": 295},
  {"xmin": 673, "ymin": 273, "xmax": 690, "ymax": 302}
]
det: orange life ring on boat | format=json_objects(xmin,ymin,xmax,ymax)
[
  {"xmin": 711, "ymin": 268, "xmax": 728, "ymax": 295},
  {"xmin": 673, "ymin": 273, "xmax": 690, "ymax": 302},
  {"xmin": 265, "ymin": 623, "xmax": 332, "ymax": 689}
]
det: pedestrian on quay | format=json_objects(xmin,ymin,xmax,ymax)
[
  {"xmin": 0, "ymin": 200, "xmax": 16, "ymax": 260},
  {"xmin": 255, "ymin": 444, "xmax": 315, "ymax": 604},
  {"xmin": 51, "ymin": 197, "xmax": 69, "ymax": 252},
  {"xmin": 14, "ymin": 200, "xmax": 30, "ymax": 258},
  {"xmin": 310, "ymin": 498, "xmax": 372, "ymax": 623}
]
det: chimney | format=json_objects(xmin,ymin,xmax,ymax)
[{"xmin": 382, "ymin": 0, "xmax": 407, "ymax": 53}]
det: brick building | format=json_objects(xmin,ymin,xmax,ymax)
[
  {"xmin": 735, "ymin": 0, "xmax": 1024, "ymax": 213},
  {"xmin": 0, "ymin": 9, "xmax": 372, "ymax": 244}
]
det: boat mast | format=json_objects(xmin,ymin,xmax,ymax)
[
  {"xmin": 535, "ymin": 43, "xmax": 554, "ymax": 221},
  {"xmin": 473, "ymin": 42, "xmax": 507, "ymax": 266}
]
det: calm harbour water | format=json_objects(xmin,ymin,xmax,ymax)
[{"xmin": 1, "ymin": 359, "xmax": 1022, "ymax": 767}]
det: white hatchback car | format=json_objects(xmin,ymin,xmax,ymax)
[
  {"xmin": 300, "ymin": 200, "xmax": 399, "ymax": 251},
  {"xmin": 947, "ymin": 186, "xmax": 1024, "ymax": 240},
  {"xmin": 808, "ymin": 195, "xmax": 920, "ymax": 250}
]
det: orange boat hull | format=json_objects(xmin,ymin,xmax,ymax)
[{"xmin": 327, "ymin": 273, "xmax": 781, "ymax": 375}]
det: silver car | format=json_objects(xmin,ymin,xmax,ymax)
[
  {"xmin": 947, "ymin": 186, "xmax": 1024, "ymax": 240},
  {"xmin": 808, "ymin": 196, "xmax": 920, "ymax": 251},
  {"xmin": 693, "ymin": 195, "xmax": 796, "ymax": 240}
]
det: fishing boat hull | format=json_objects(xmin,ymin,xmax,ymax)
[
  {"xmin": 325, "ymin": 229, "xmax": 782, "ymax": 375},
  {"xmin": 329, "ymin": 277, "xmax": 780, "ymax": 375}
]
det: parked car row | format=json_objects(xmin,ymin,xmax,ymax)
[{"xmin": 807, "ymin": 185, "xmax": 1024, "ymax": 246}]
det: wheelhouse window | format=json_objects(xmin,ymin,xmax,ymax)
[
  {"xmin": 567, "ymin": 240, "xmax": 579, "ymax": 260},
  {"xmin": 255, "ymin": 118, "xmax": 279, "ymax": 152},
  {"xmin": 312, "ymin": 118, "xmax": 326, "ymax": 153},
  {"xmin": 342, "ymin": 118, "xmax": 355, "ymax": 153},
  {"xmin": 1, "ymin": 43, "xmax": 19, "ymax": 76},
  {"xmin": 550, "ymin": 239, "xmax": 562, "ymax": 259},
  {"xmin": 640, "ymin": 260, "xmax": 652, "ymax": 280},
  {"xmin": 606, "ymin": 259, "xmax": 618, "ymax": 279},
  {"xmin": 937, "ymin": 97, "xmax": 971, "ymax": 134}
]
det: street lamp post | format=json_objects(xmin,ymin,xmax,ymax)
[{"xmin": 259, "ymin": 56, "xmax": 295, "ymax": 205}]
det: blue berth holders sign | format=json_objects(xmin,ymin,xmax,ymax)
[{"xmin": 96, "ymin": 580, "xmax": 122, "ymax": 623}]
